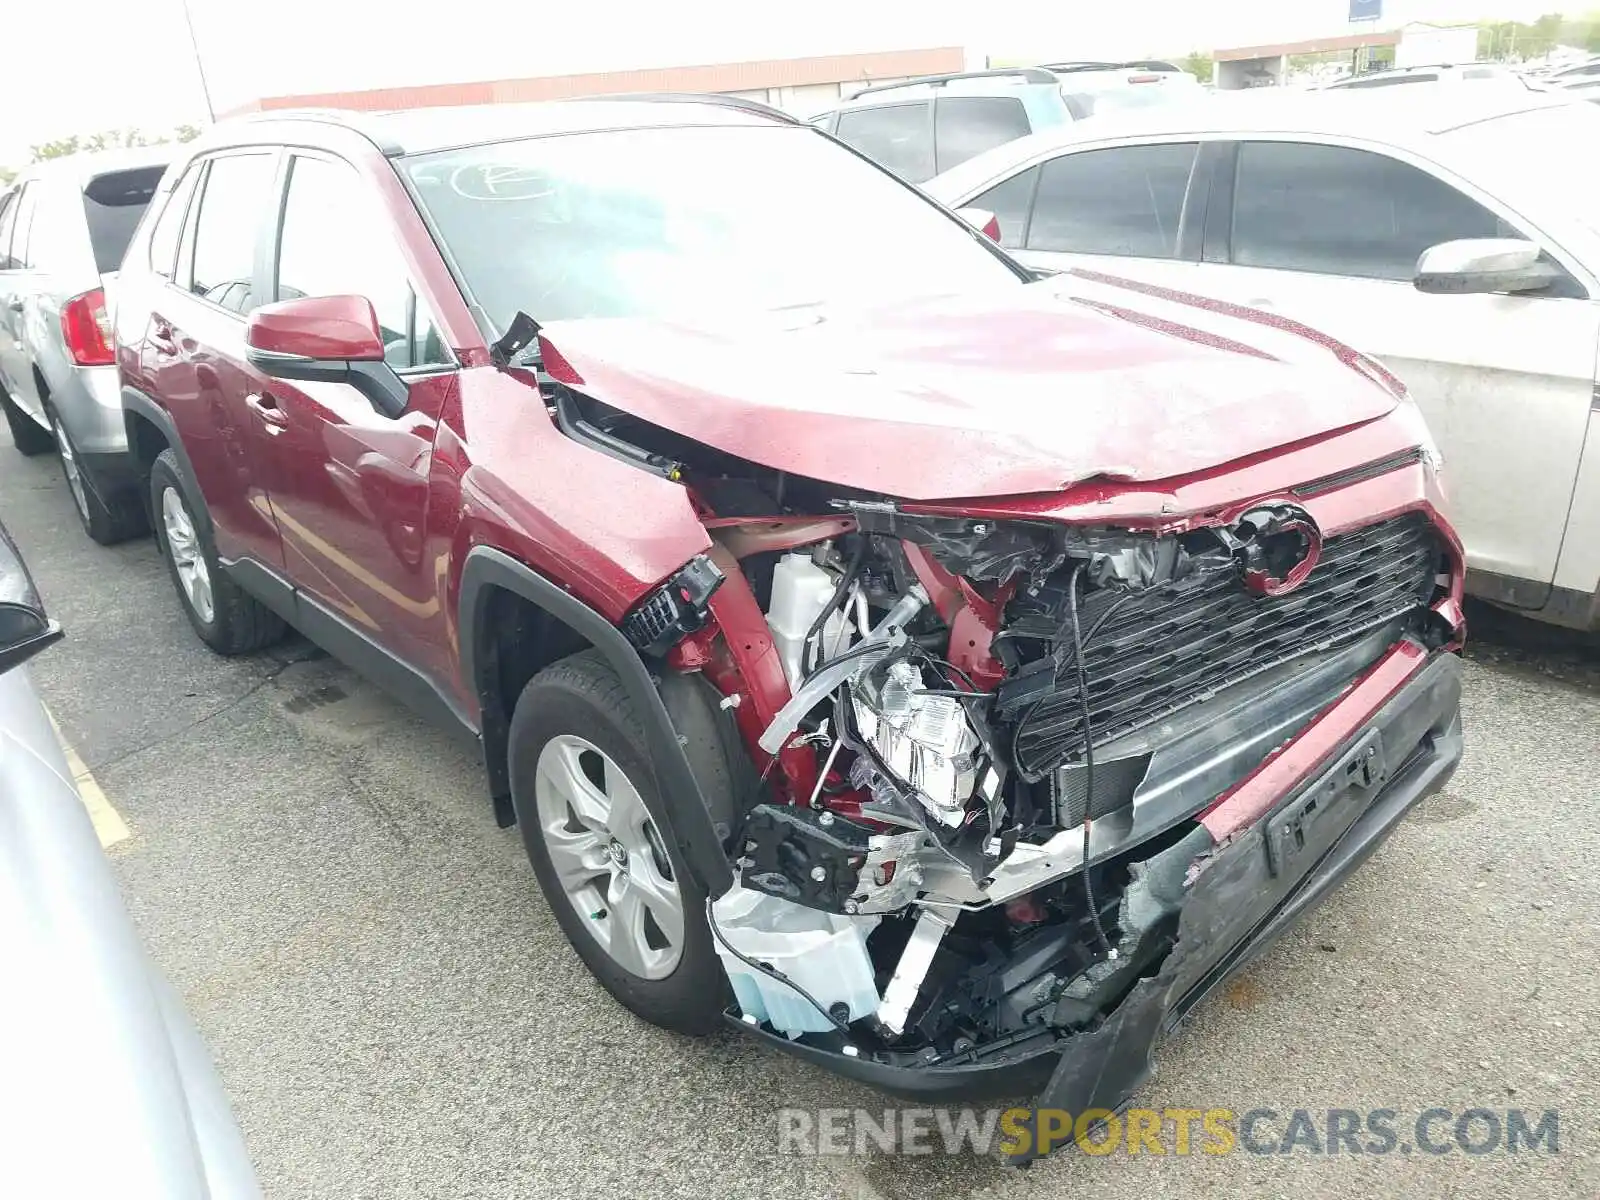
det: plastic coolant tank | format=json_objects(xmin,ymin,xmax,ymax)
[
  {"xmin": 766, "ymin": 552, "xmax": 852, "ymax": 691},
  {"xmin": 711, "ymin": 885, "xmax": 880, "ymax": 1038}
]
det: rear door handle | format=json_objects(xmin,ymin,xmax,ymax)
[
  {"xmin": 150, "ymin": 316, "xmax": 178, "ymax": 355},
  {"xmin": 246, "ymin": 392, "xmax": 289, "ymax": 433}
]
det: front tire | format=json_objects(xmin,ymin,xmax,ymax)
[
  {"xmin": 508, "ymin": 650, "xmax": 726, "ymax": 1035},
  {"xmin": 150, "ymin": 449, "xmax": 285, "ymax": 655}
]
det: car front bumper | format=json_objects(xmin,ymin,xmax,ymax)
[{"xmin": 731, "ymin": 643, "xmax": 1463, "ymax": 1153}]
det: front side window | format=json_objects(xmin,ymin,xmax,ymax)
[
  {"xmin": 1230, "ymin": 141, "xmax": 1504, "ymax": 280},
  {"xmin": 275, "ymin": 155, "xmax": 447, "ymax": 370},
  {"xmin": 188, "ymin": 152, "xmax": 276, "ymax": 315},
  {"xmin": 970, "ymin": 165, "xmax": 1040, "ymax": 249},
  {"xmin": 0, "ymin": 190, "xmax": 18, "ymax": 269},
  {"xmin": 1027, "ymin": 142, "xmax": 1197, "ymax": 257},
  {"xmin": 934, "ymin": 96, "xmax": 1031, "ymax": 173},
  {"xmin": 402, "ymin": 124, "xmax": 1021, "ymax": 331},
  {"xmin": 835, "ymin": 103, "xmax": 935, "ymax": 182},
  {"xmin": 8, "ymin": 184, "xmax": 39, "ymax": 270}
]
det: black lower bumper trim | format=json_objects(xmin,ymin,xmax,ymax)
[{"xmin": 730, "ymin": 650, "xmax": 1464, "ymax": 1136}]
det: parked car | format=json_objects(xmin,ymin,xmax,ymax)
[
  {"xmin": 808, "ymin": 62, "xmax": 1198, "ymax": 183},
  {"xmin": 1561, "ymin": 76, "xmax": 1600, "ymax": 103},
  {"xmin": 1321, "ymin": 61, "xmax": 1535, "ymax": 90},
  {"xmin": 0, "ymin": 148, "xmax": 172, "ymax": 544},
  {"xmin": 926, "ymin": 88, "xmax": 1600, "ymax": 631},
  {"xmin": 114, "ymin": 96, "xmax": 1463, "ymax": 1159},
  {"xmin": 0, "ymin": 521, "xmax": 260, "ymax": 1198}
]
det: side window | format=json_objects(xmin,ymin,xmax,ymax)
[
  {"xmin": 275, "ymin": 154, "xmax": 449, "ymax": 370},
  {"xmin": 970, "ymin": 166, "xmax": 1040, "ymax": 249},
  {"xmin": 0, "ymin": 190, "xmax": 18, "ymax": 270},
  {"xmin": 188, "ymin": 152, "xmax": 276, "ymax": 315},
  {"xmin": 835, "ymin": 103, "xmax": 934, "ymax": 183},
  {"xmin": 147, "ymin": 165, "xmax": 201, "ymax": 280},
  {"xmin": 934, "ymin": 97, "xmax": 1031, "ymax": 173},
  {"xmin": 1027, "ymin": 143, "xmax": 1198, "ymax": 257},
  {"xmin": 1231, "ymin": 141, "xmax": 1504, "ymax": 281},
  {"xmin": 9, "ymin": 184, "xmax": 39, "ymax": 270}
]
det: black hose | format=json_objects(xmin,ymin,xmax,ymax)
[
  {"xmin": 803, "ymin": 536, "xmax": 868, "ymax": 677},
  {"xmin": 1066, "ymin": 563, "xmax": 1115, "ymax": 961},
  {"xmin": 705, "ymin": 898, "xmax": 854, "ymax": 1036}
]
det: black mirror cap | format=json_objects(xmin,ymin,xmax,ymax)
[
  {"xmin": 0, "ymin": 523, "xmax": 62, "ymax": 675},
  {"xmin": 242, "ymin": 350, "xmax": 408, "ymax": 420}
]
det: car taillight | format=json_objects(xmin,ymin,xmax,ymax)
[
  {"xmin": 60, "ymin": 288, "xmax": 115, "ymax": 367},
  {"xmin": 1128, "ymin": 74, "xmax": 1163, "ymax": 84}
]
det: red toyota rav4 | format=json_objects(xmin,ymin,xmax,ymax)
[{"xmin": 116, "ymin": 97, "xmax": 1464, "ymax": 1157}]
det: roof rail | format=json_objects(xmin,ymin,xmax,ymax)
[
  {"xmin": 850, "ymin": 67, "xmax": 1059, "ymax": 99},
  {"xmin": 1040, "ymin": 60, "xmax": 1183, "ymax": 74},
  {"xmin": 579, "ymin": 91, "xmax": 801, "ymax": 124}
]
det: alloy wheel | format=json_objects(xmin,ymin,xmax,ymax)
[
  {"xmin": 51, "ymin": 417, "xmax": 88, "ymax": 522},
  {"xmin": 533, "ymin": 733, "xmax": 685, "ymax": 980},
  {"xmin": 160, "ymin": 485, "xmax": 214, "ymax": 624}
]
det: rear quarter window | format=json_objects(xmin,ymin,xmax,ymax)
[{"xmin": 83, "ymin": 166, "xmax": 166, "ymax": 274}]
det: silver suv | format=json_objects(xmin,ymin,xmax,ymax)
[{"xmin": 0, "ymin": 148, "xmax": 172, "ymax": 543}]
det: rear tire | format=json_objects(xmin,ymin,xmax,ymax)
[
  {"xmin": 50, "ymin": 410, "xmax": 146, "ymax": 546},
  {"xmin": 508, "ymin": 649, "xmax": 727, "ymax": 1035},
  {"xmin": 150, "ymin": 449, "xmax": 285, "ymax": 655},
  {"xmin": 1, "ymin": 387, "xmax": 53, "ymax": 456}
]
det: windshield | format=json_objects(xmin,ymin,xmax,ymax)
[
  {"xmin": 402, "ymin": 124, "xmax": 1023, "ymax": 329},
  {"xmin": 1435, "ymin": 103, "xmax": 1600, "ymax": 239}
]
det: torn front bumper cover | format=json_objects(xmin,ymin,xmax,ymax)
[{"xmin": 731, "ymin": 644, "xmax": 1463, "ymax": 1162}]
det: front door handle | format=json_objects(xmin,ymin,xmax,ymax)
[{"xmin": 245, "ymin": 392, "xmax": 289, "ymax": 433}]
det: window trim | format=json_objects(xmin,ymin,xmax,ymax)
[
  {"xmin": 269, "ymin": 147, "xmax": 457, "ymax": 373},
  {"xmin": 178, "ymin": 148, "xmax": 284, "ymax": 321},
  {"xmin": 1219, "ymin": 133, "xmax": 1593, "ymax": 299}
]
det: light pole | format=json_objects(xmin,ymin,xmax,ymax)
[{"xmin": 178, "ymin": 0, "xmax": 217, "ymax": 122}]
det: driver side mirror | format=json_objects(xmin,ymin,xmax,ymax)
[
  {"xmin": 0, "ymin": 523, "xmax": 62, "ymax": 675},
  {"xmin": 1414, "ymin": 238, "xmax": 1562, "ymax": 296},
  {"xmin": 245, "ymin": 294, "xmax": 409, "ymax": 418}
]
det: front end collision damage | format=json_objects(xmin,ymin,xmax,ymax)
[{"xmin": 482, "ymin": 361, "xmax": 1467, "ymax": 1159}]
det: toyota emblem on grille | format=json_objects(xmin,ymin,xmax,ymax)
[{"xmin": 1226, "ymin": 503, "xmax": 1324, "ymax": 597}]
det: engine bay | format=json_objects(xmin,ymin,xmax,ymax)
[{"xmin": 572, "ymin": 389, "xmax": 1451, "ymax": 1066}]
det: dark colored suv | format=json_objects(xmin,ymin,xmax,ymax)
[{"xmin": 115, "ymin": 96, "xmax": 1464, "ymax": 1159}]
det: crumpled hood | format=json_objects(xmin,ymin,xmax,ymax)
[{"xmin": 537, "ymin": 271, "xmax": 1400, "ymax": 501}]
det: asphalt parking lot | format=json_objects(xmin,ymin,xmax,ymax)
[{"xmin": 5, "ymin": 428, "xmax": 1599, "ymax": 1200}]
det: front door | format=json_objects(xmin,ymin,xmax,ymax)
[
  {"xmin": 1186, "ymin": 138, "xmax": 1600, "ymax": 603},
  {"xmin": 0, "ymin": 182, "xmax": 43, "ymax": 418},
  {"xmin": 251, "ymin": 150, "xmax": 458, "ymax": 688}
]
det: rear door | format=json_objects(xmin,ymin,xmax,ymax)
[
  {"xmin": 1186, "ymin": 138, "xmax": 1600, "ymax": 602},
  {"xmin": 252, "ymin": 150, "xmax": 457, "ymax": 686},
  {"xmin": 145, "ymin": 149, "xmax": 287, "ymax": 570},
  {"xmin": 0, "ymin": 182, "xmax": 43, "ymax": 417}
]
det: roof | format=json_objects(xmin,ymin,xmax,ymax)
[
  {"xmin": 12, "ymin": 144, "xmax": 176, "ymax": 189},
  {"xmin": 226, "ymin": 94, "xmax": 801, "ymax": 157},
  {"xmin": 924, "ymin": 86, "xmax": 1580, "ymax": 198}
]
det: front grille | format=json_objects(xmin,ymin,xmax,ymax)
[{"xmin": 1012, "ymin": 512, "xmax": 1442, "ymax": 774}]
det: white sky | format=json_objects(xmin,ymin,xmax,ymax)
[{"xmin": 1, "ymin": 0, "xmax": 1568, "ymax": 168}]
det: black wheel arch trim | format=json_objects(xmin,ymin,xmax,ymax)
[
  {"xmin": 459, "ymin": 545, "xmax": 734, "ymax": 898},
  {"xmin": 121, "ymin": 387, "xmax": 212, "ymax": 538}
]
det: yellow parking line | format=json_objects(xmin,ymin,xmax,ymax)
[{"xmin": 46, "ymin": 712, "xmax": 131, "ymax": 849}]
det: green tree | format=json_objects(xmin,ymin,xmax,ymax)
[
  {"xmin": 174, "ymin": 124, "xmax": 202, "ymax": 143},
  {"xmin": 0, "ymin": 165, "xmax": 16, "ymax": 186},
  {"xmin": 1182, "ymin": 50, "xmax": 1213, "ymax": 83}
]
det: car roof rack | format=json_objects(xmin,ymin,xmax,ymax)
[
  {"xmin": 850, "ymin": 67, "xmax": 1060, "ymax": 99},
  {"xmin": 579, "ymin": 92, "xmax": 801, "ymax": 124},
  {"xmin": 1040, "ymin": 60, "xmax": 1183, "ymax": 74}
]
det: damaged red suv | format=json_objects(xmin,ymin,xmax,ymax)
[{"xmin": 115, "ymin": 97, "xmax": 1464, "ymax": 1158}]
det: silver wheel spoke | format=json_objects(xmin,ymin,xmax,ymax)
[
  {"xmin": 532, "ymin": 733, "xmax": 685, "ymax": 980},
  {"xmin": 162, "ymin": 486, "xmax": 214, "ymax": 623}
]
